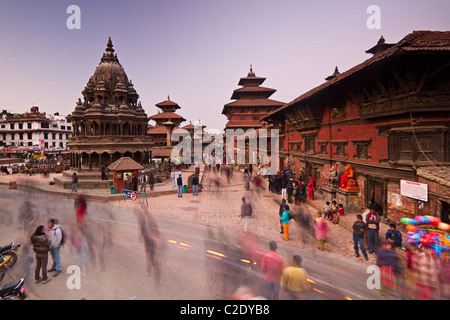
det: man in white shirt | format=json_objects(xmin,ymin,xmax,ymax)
[{"xmin": 47, "ymin": 219, "xmax": 63, "ymax": 276}]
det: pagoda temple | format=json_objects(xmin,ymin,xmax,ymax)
[
  {"xmin": 147, "ymin": 96, "xmax": 186, "ymax": 159},
  {"xmin": 222, "ymin": 66, "xmax": 285, "ymax": 131},
  {"xmin": 66, "ymin": 37, "xmax": 152, "ymax": 170}
]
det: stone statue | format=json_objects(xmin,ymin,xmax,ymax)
[
  {"xmin": 328, "ymin": 162, "xmax": 339, "ymax": 188},
  {"xmin": 339, "ymin": 164, "xmax": 359, "ymax": 191}
]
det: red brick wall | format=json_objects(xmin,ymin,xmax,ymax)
[{"xmin": 387, "ymin": 181, "xmax": 416, "ymax": 223}]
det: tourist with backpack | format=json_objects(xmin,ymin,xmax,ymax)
[{"xmin": 47, "ymin": 218, "xmax": 64, "ymax": 277}]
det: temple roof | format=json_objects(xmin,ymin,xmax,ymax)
[
  {"xmin": 263, "ymin": 31, "xmax": 450, "ymax": 121},
  {"xmin": 235, "ymin": 65, "xmax": 266, "ymax": 86},
  {"xmin": 149, "ymin": 111, "xmax": 185, "ymax": 120},
  {"xmin": 108, "ymin": 156, "xmax": 143, "ymax": 171},
  {"xmin": 155, "ymin": 96, "xmax": 181, "ymax": 111},
  {"xmin": 231, "ymin": 86, "xmax": 277, "ymax": 100},
  {"xmin": 70, "ymin": 37, "xmax": 148, "ymax": 123}
]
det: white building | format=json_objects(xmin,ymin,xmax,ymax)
[{"xmin": 0, "ymin": 106, "xmax": 72, "ymax": 156}]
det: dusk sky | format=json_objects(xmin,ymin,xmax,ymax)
[{"xmin": 0, "ymin": 0, "xmax": 449, "ymax": 131}]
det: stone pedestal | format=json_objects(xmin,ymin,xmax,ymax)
[
  {"xmin": 321, "ymin": 186, "xmax": 337, "ymax": 203},
  {"xmin": 336, "ymin": 188, "xmax": 361, "ymax": 213}
]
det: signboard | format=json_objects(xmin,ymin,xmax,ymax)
[
  {"xmin": 400, "ymin": 180, "xmax": 428, "ymax": 202},
  {"xmin": 119, "ymin": 189, "xmax": 148, "ymax": 207}
]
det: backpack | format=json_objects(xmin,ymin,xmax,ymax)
[{"xmin": 59, "ymin": 227, "xmax": 67, "ymax": 246}]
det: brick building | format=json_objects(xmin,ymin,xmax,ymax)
[{"xmin": 262, "ymin": 31, "xmax": 450, "ymax": 224}]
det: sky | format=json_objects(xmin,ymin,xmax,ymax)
[{"xmin": 0, "ymin": 0, "xmax": 449, "ymax": 132}]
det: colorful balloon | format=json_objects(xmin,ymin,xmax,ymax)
[
  {"xmin": 438, "ymin": 222, "xmax": 450, "ymax": 231},
  {"xmin": 401, "ymin": 218, "xmax": 418, "ymax": 225},
  {"xmin": 415, "ymin": 216, "xmax": 431, "ymax": 224}
]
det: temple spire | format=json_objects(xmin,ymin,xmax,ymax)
[
  {"xmin": 248, "ymin": 64, "xmax": 255, "ymax": 77},
  {"xmin": 106, "ymin": 37, "xmax": 115, "ymax": 53}
]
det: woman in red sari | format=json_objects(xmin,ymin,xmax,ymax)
[{"xmin": 307, "ymin": 176, "xmax": 314, "ymax": 201}]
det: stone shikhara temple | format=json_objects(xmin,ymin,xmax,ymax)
[{"xmin": 67, "ymin": 37, "xmax": 152, "ymax": 171}]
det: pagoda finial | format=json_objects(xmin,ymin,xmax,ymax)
[
  {"xmin": 248, "ymin": 64, "xmax": 255, "ymax": 77},
  {"xmin": 106, "ymin": 37, "xmax": 114, "ymax": 53},
  {"xmin": 167, "ymin": 95, "xmax": 170, "ymax": 101}
]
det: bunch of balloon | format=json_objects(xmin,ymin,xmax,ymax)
[{"xmin": 400, "ymin": 215, "xmax": 450, "ymax": 258}]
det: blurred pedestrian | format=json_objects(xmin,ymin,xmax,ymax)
[
  {"xmin": 47, "ymin": 219, "xmax": 62, "ymax": 277},
  {"xmin": 280, "ymin": 173, "xmax": 288, "ymax": 200},
  {"xmin": 240, "ymin": 197, "xmax": 253, "ymax": 234},
  {"xmin": 405, "ymin": 243, "xmax": 419, "ymax": 299},
  {"xmin": 280, "ymin": 205, "xmax": 291, "ymax": 241},
  {"xmin": 71, "ymin": 172, "xmax": 78, "ymax": 193},
  {"xmin": 293, "ymin": 181, "xmax": 300, "ymax": 205},
  {"xmin": 307, "ymin": 176, "xmax": 314, "ymax": 201},
  {"xmin": 100, "ymin": 163, "xmax": 107, "ymax": 180},
  {"xmin": 314, "ymin": 212, "xmax": 329, "ymax": 251},
  {"xmin": 299, "ymin": 180, "xmax": 307, "ymax": 203},
  {"xmin": 280, "ymin": 255, "xmax": 310, "ymax": 299},
  {"xmin": 132, "ymin": 173, "xmax": 138, "ymax": 191},
  {"xmin": 439, "ymin": 250, "xmax": 450, "ymax": 299},
  {"xmin": 416, "ymin": 246, "xmax": 439, "ymax": 300},
  {"xmin": 353, "ymin": 214, "xmax": 368, "ymax": 261},
  {"xmin": 376, "ymin": 241, "xmax": 398, "ymax": 296},
  {"xmin": 126, "ymin": 173, "xmax": 131, "ymax": 190},
  {"xmin": 261, "ymin": 241, "xmax": 285, "ymax": 300},
  {"xmin": 30, "ymin": 225, "xmax": 51, "ymax": 284},
  {"xmin": 136, "ymin": 208, "xmax": 161, "ymax": 283},
  {"xmin": 286, "ymin": 179, "xmax": 294, "ymax": 204},
  {"xmin": 140, "ymin": 171, "xmax": 147, "ymax": 193},
  {"xmin": 366, "ymin": 208, "xmax": 381, "ymax": 254},
  {"xmin": 192, "ymin": 174, "xmax": 199, "ymax": 196},
  {"xmin": 243, "ymin": 169, "xmax": 250, "ymax": 191},
  {"xmin": 148, "ymin": 171, "xmax": 155, "ymax": 191},
  {"xmin": 75, "ymin": 193, "xmax": 87, "ymax": 229},
  {"xmin": 177, "ymin": 173, "xmax": 183, "ymax": 197},
  {"xmin": 279, "ymin": 199, "xmax": 287, "ymax": 234}
]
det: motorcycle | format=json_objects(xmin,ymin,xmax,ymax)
[
  {"xmin": 0, "ymin": 242, "xmax": 20, "ymax": 269},
  {"xmin": 0, "ymin": 278, "xmax": 27, "ymax": 300},
  {"xmin": 0, "ymin": 255, "xmax": 11, "ymax": 282}
]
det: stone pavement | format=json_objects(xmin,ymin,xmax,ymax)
[{"xmin": 0, "ymin": 165, "xmax": 396, "ymax": 267}]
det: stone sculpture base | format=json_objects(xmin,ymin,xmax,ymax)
[
  {"xmin": 336, "ymin": 188, "xmax": 361, "ymax": 213},
  {"xmin": 321, "ymin": 186, "xmax": 337, "ymax": 204}
]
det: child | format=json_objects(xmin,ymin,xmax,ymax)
[
  {"xmin": 323, "ymin": 202, "xmax": 331, "ymax": 218},
  {"xmin": 333, "ymin": 203, "xmax": 344, "ymax": 224},
  {"xmin": 329, "ymin": 201, "xmax": 337, "ymax": 221}
]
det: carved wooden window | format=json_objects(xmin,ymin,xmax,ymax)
[
  {"xmin": 317, "ymin": 141, "xmax": 328, "ymax": 155},
  {"xmin": 388, "ymin": 129, "xmax": 444, "ymax": 163},
  {"xmin": 352, "ymin": 139, "xmax": 372, "ymax": 160},
  {"xmin": 332, "ymin": 141, "xmax": 348, "ymax": 158},
  {"xmin": 303, "ymin": 135, "xmax": 316, "ymax": 154}
]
